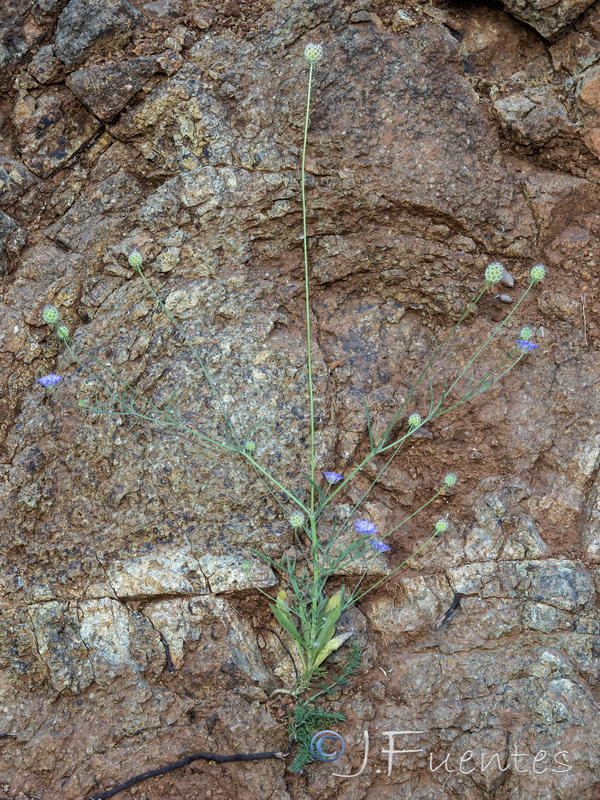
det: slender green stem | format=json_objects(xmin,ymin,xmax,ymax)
[
  {"xmin": 64, "ymin": 340, "xmax": 232, "ymax": 451},
  {"xmin": 134, "ymin": 264, "xmax": 241, "ymax": 448},
  {"xmin": 326, "ymin": 440, "xmax": 407, "ymax": 544},
  {"xmin": 350, "ymin": 526, "xmax": 444, "ymax": 605},
  {"xmin": 383, "ymin": 489, "xmax": 443, "ymax": 539},
  {"xmin": 324, "ymin": 280, "xmax": 531, "ymax": 503},
  {"xmin": 243, "ymin": 453, "xmax": 311, "ymax": 514},
  {"xmin": 375, "ymin": 285, "xmax": 488, "ymax": 452},
  {"xmin": 301, "ymin": 63, "xmax": 316, "ymax": 516},
  {"xmin": 434, "ymin": 281, "xmax": 535, "ymax": 408}
]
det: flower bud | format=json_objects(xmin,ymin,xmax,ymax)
[
  {"xmin": 443, "ymin": 473, "xmax": 458, "ymax": 487},
  {"xmin": 290, "ymin": 511, "xmax": 305, "ymax": 528},
  {"xmin": 56, "ymin": 325, "xmax": 69, "ymax": 341},
  {"xmin": 244, "ymin": 441, "xmax": 256, "ymax": 454},
  {"xmin": 42, "ymin": 305, "xmax": 60, "ymax": 324},
  {"xmin": 435, "ymin": 519, "xmax": 449, "ymax": 532},
  {"xmin": 485, "ymin": 262, "xmax": 504, "ymax": 284},
  {"xmin": 519, "ymin": 327, "xmax": 533, "ymax": 341},
  {"xmin": 304, "ymin": 43, "xmax": 323, "ymax": 64},
  {"xmin": 128, "ymin": 251, "xmax": 143, "ymax": 268},
  {"xmin": 530, "ymin": 263, "xmax": 545, "ymax": 282},
  {"xmin": 408, "ymin": 412, "xmax": 421, "ymax": 428}
]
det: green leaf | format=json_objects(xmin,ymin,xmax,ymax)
[
  {"xmin": 271, "ymin": 605, "xmax": 303, "ymax": 647},
  {"xmin": 301, "ymin": 474, "xmax": 326, "ymax": 503},
  {"xmin": 313, "ymin": 631, "xmax": 353, "ymax": 669}
]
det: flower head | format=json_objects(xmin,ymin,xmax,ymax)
[
  {"xmin": 56, "ymin": 325, "xmax": 69, "ymax": 341},
  {"xmin": 519, "ymin": 327, "xmax": 533, "ymax": 341},
  {"xmin": 435, "ymin": 519, "xmax": 449, "ymax": 533},
  {"xmin": 244, "ymin": 441, "xmax": 256, "ymax": 454},
  {"xmin": 128, "ymin": 251, "xmax": 143, "ymax": 268},
  {"xmin": 42, "ymin": 305, "xmax": 60, "ymax": 324},
  {"xmin": 290, "ymin": 511, "xmax": 305, "ymax": 528},
  {"xmin": 408, "ymin": 412, "xmax": 421, "ymax": 428},
  {"xmin": 304, "ymin": 43, "xmax": 323, "ymax": 64},
  {"xmin": 370, "ymin": 539, "xmax": 391, "ymax": 553},
  {"xmin": 323, "ymin": 471, "xmax": 343, "ymax": 484},
  {"xmin": 516, "ymin": 339, "xmax": 538, "ymax": 352},
  {"xmin": 443, "ymin": 472, "xmax": 458, "ymax": 487},
  {"xmin": 36, "ymin": 374, "xmax": 63, "ymax": 388},
  {"xmin": 485, "ymin": 262, "xmax": 505, "ymax": 284},
  {"xmin": 354, "ymin": 519, "xmax": 378, "ymax": 535},
  {"xmin": 530, "ymin": 263, "xmax": 546, "ymax": 282}
]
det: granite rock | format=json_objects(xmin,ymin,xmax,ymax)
[
  {"xmin": 13, "ymin": 88, "xmax": 101, "ymax": 177},
  {"xmin": 67, "ymin": 57, "xmax": 158, "ymax": 122},
  {"xmin": 55, "ymin": 0, "xmax": 144, "ymax": 70},
  {"xmin": 0, "ymin": 1, "xmax": 599, "ymax": 798},
  {"xmin": 26, "ymin": 44, "xmax": 65, "ymax": 84},
  {"xmin": 500, "ymin": 0, "xmax": 597, "ymax": 40},
  {"xmin": 492, "ymin": 87, "xmax": 574, "ymax": 147}
]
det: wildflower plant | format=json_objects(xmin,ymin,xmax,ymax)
[{"xmin": 36, "ymin": 43, "xmax": 545, "ymax": 758}]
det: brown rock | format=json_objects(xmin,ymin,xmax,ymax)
[
  {"xmin": 492, "ymin": 87, "xmax": 573, "ymax": 146},
  {"xmin": 500, "ymin": 0, "xmax": 597, "ymax": 40},
  {"xmin": 13, "ymin": 88, "xmax": 101, "ymax": 178},
  {"xmin": 0, "ymin": 1, "xmax": 599, "ymax": 798},
  {"xmin": 579, "ymin": 63, "xmax": 600, "ymax": 109},
  {"xmin": 0, "ymin": 212, "xmax": 27, "ymax": 275},
  {"xmin": 549, "ymin": 31, "xmax": 600, "ymax": 75},
  {"xmin": 0, "ymin": 157, "xmax": 35, "ymax": 209},
  {"xmin": 67, "ymin": 58, "xmax": 158, "ymax": 122},
  {"xmin": 55, "ymin": 0, "xmax": 144, "ymax": 70},
  {"xmin": 26, "ymin": 44, "xmax": 65, "ymax": 84}
]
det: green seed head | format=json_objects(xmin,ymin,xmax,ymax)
[
  {"xmin": 304, "ymin": 43, "xmax": 323, "ymax": 64},
  {"xmin": 408, "ymin": 412, "xmax": 421, "ymax": 428},
  {"xmin": 241, "ymin": 560, "xmax": 251, "ymax": 572},
  {"xmin": 78, "ymin": 399, "xmax": 87, "ymax": 408},
  {"xmin": 56, "ymin": 325, "xmax": 69, "ymax": 341},
  {"xmin": 435, "ymin": 519, "xmax": 449, "ymax": 533},
  {"xmin": 520, "ymin": 327, "xmax": 533, "ymax": 341},
  {"xmin": 530, "ymin": 263, "xmax": 545, "ymax": 282},
  {"xmin": 290, "ymin": 511, "xmax": 305, "ymax": 528},
  {"xmin": 128, "ymin": 251, "xmax": 143, "ymax": 268},
  {"xmin": 42, "ymin": 305, "xmax": 60, "ymax": 324},
  {"xmin": 244, "ymin": 441, "xmax": 256, "ymax": 454},
  {"xmin": 485, "ymin": 262, "xmax": 504, "ymax": 284},
  {"xmin": 444, "ymin": 473, "xmax": 458, "ymax": 487}
]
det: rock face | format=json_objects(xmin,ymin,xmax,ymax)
[
  {"xmin": 0, "ymin": 0, "xmax": 599, "ymax": 799},
  {"xmin": 13, "ymin": 88, "xmax": 102, "ymax": 177},
  {"xmin": 500, "ymin": 0, "xmax": 597, "ymax": 40},
  {"xmin": 67, "ymin": 57, "xmax": 158, "ymax": 121},
  {"xmin": 55, "ymin": 0, "xmax": 145, "ymax": 69}
]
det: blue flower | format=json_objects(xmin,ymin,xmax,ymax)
[
  {"xmin": 36, "ymin": 374, "xmax": 63, "ymax": 387},
  {"xmin": 354, "ymin": 520, "xmax": 378, "ymax": 535},
  {"xmin": 323, "ymin": 471, "xmax": 343, "ymax": 484},
  {"xmin": 516, "ymin": 339, "xmax": 539, "ymax": 352},
  {"xmin": 370, "ymin": 539, "xmax": 390, "ymax": 552}
]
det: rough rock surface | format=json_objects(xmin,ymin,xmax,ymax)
[
  {"xmin": 67, "ymin": 58, "xmax": 159, "ymax": 122},
  {"xmin": 0, "ymin": 0, "xmax": 599, "ymax": 798},
  {"xmin": 500, "ymin": 0, "xmax": 597, "ymax": 40},
  {"xmin": 54, "ymin": 0, "xmax": 145, "ymax": 70}
]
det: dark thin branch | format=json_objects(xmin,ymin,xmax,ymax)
[
  {"xmin": 435, "ymin": 592, "xmax": 464, "ymax": 630},
  {"xmin": 258, "ymin": 624, "xmax": 299, "ymax": 683},
  {"xmin": 87, "ymin": 742, "xmax": 292, "ymax": 800}
]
